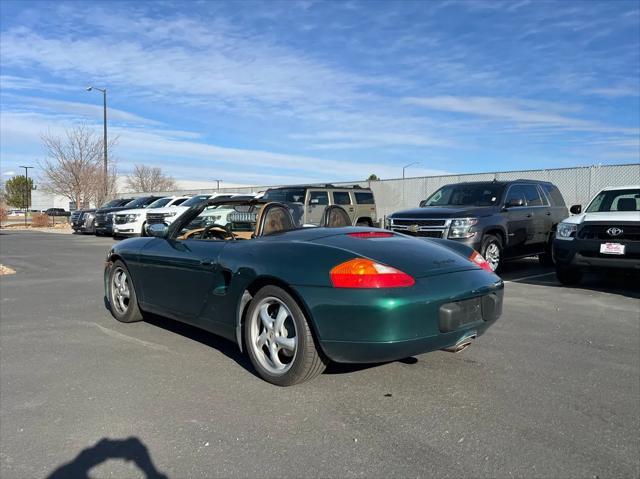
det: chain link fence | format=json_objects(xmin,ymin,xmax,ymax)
[{"xmin": 126, "ymin": 163, "xmax": 640, "ymax": 219}]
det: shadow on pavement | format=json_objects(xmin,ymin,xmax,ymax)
[
  {"xmin": 143, "ymin": 313, "xmax": 258, "ymax": 377},
  {"xmin": 515, "ymin": 270, "xmax": 640, "ymax": 299},
  {"xmin": 47, "ymin": 437, "xmax": 168, "ymax": 479}
]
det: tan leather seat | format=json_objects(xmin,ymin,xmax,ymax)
[
  {"xmin": 254, "ymin": 203, "xmax": 296, "ymax": 237},
  {"xmin": 321, "ymin": 205, "xmax": 352, "ymax": 227}
]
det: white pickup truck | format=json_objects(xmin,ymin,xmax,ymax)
[{"xmin": 553, "ymin": 185, "xmax": 640, "ymax": 284}]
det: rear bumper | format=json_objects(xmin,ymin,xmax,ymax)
[
  {"xmin": 553, "ymin": 239, "xmax": 640, "ymax": 270},
  {"xmin": 296, "ymin": 269, "xmax": 503, "ymax": 363}
]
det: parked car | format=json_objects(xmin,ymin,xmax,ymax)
[
  {"xmin": 94, "ymin": 196, "xmax": 162, "ymax": 236},
  {"xmin": 104, "ymin": 198, "xmax": 503, "ymax": 386},
  {"xmin": 112, "ymin": 196, "xmax": 191, "ymax": 238},
  {"xmin": 72, "ymin": 198, "xmax": 134, "ymax": 234},
  {"xmin": 262, "ymin": 185, "xmax": 377, "ymax": 226},
  {"xmin": 145, "ymin": 194, "xmax": 242, "ymax": 228},
  {"xmin": 44, "ymin": 208, "xmax": 71, "ymax": 217},
  {"xmin": 553, "ymin": 185, "xmax": 640, "ymax": 285},
  {"xmin": 386, "ymin": 180, "xmax": 568, "ymax": 272}
]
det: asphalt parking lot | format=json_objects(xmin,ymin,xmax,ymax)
[{"xmin": 1, "ymin": 230, "xmax": 638, "ymax": 478}]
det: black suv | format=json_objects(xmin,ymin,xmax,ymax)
[
  {"xmin": 45, "ymin": 208, "xmax": 70, "ymax": 217},
  {"xmin": 94, "ymin": 196, "xmax": 161, "ymax": 236},
  {"xmin": 72, "ymin": 198, "xmax": 134, "ymax": 234},
  {"xmin": 387, "ymin": 180, "xmax": 568, "ymax": 272}
]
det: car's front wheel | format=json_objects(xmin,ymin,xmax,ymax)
[
  {"xmin": 244, "ymin": 285, "xmax": 326, "ymax": 386},
  {"xmin": 481, "ymin": 234, "xmax": 503, "ymax": 273},
  {"xmin": 108, "ymin": 260, "xmax": 144, "ymax": 323},
  {"xmin": 555, "ymin": 266, "xmax": 582, "ymax": 286}
]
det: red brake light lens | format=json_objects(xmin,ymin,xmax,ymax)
[
  {"xmin": 330, "ymin": 258, "xmax": 415, "ymax": 288},
  {"xmin": 347, "ymin": 232, "xmax": 394, "ymax": 239},
  {"xmin": 469, "ymin": 251, "xmax": 493, "ymax": 272}
]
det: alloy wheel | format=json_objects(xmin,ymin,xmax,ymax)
[
  {"xmin": 111, "ymin": 267, "xmax": 131, "ymax": 315},
  {"xmin": 484, "ymin": 242, "xmax": 501, "ymax": 271},
  {"xmin": 248, "ymin": 296, "xmax": 298, "ymax": 375}
]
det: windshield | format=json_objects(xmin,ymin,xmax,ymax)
[
  {"xmin": 424, "ymin": 184, "xmax": 504, "ymax": 207},
  {"xmin": 178, "ymin": 202, "xmax": 304, "ymax": 240},
  {"xmin": 586, "ymin": 189, "xmax": 639, "ymax": 213},
  {"xmin": 124, "ymin": 197, "xmax": 156, "ymax": 208},
  {"xmin": 147, "ymin": 198, "xmax": 172, "ymax": 208},
  {"xmin": 181, "ymin": 195, "xmax": 211, "ymax": 207},
  {"xmin": 101, "ymin": 199, "xmax": 127, "ymax": 208},
  {"xmin": 263, "ymin": 188, "xmax": 306, "ymax": 203}
]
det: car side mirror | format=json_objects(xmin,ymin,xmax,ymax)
[
  {"xmin": 147, "ymin": 223, "xmax": 168, "ymax": 238},
  {"xmin": 570, "ymin": 204, "xmax": 582, "ymax": 214},
  {"xmin": 505, "ymin": 198, "xmax": 524, "ymax": 208},
  {"xmin": 419, "ymin": 200, "xmax": 427, "ymax": 207}
]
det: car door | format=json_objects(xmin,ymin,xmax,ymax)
[
  {"xmin": 305, "ymin": 190, "xmax": 329, "ymax": 225},
  {"xmin": 531, "ymin": 184, "xmax": 553, "ymax": 245},
  {"xmin": 332, "ymin": 191, "xmax": 354, "ymax": 222},
  {"xmin": 522, "ymin": 183, "xmax": 551, "ymax": 247},
  {"xmin": 137, "ymin": 237, "xmax": 228, "ymax": 323},
  {"xmin": 503, "ymin": 184, "xmax": 534, "ymax": 255}
]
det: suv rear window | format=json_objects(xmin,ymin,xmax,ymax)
[
  {"xmin": 332, "ymin": 192, "xmax": 351, "ymax": 205},
  {"xmin": 541, "ymin": 184, "xmax": 565, "ymax": 206},
  {"xmin": 354, "ymin": 192, "xmax": 374, "ymax": 204}
]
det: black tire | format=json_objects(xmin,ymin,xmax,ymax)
[
  {"xmin": 244, "ymin": 285, "xmax": 326, "ymax": 386},
  {"xmin": 107, "ymin": 260, "xmax": 144, "ymax": 323},
  {"xmin": 480, "ymin": 234, "xmax": 503, "ymax": 273},
  {"xmin": 141, "ymin": 222, "xmax": 147, "ymax": 237},
  {"xmin": 555, "ymin": 266, "xmax": 582, "ymax": 286},
  {"xmin": 538, "ymin": 234, "xmax": 555, "ymax": 266}
]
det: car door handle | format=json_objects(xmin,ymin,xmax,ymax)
[
  {"xmin": 545, "ymin": 212, "xmax": 551, "ymax": 216},
  {"xmin": 526, "ymin": 214, "xmax": 532, "ymax": 218},
  {"xmin": 200, "ymin": 259, "xmax": 214, "ymax": 266}
]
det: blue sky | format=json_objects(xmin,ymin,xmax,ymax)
[{"xmin": 1, "ymin": 0, "xmax": 638, "ymax": 187}]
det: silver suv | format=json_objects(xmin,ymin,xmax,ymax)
[{"xmin": 262, "ymin": 185, "xmax": 378, "ymax": 226}]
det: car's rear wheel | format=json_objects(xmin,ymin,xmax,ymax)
[
  {"xmin": 108, "ymin": 260, "xmax": 143, "ymax": 323},
  {"xmin": 556, "ymin": 266, "xmax": 582, "ymax": 286},
  {"xmin": 245, "ymin": 285, "xmax": 326, "ymax": 386},
  {"xmin": 141, "ymin": 222, "xmax": 147, "ymax": 237},
  {"xmin": 481, "ymin": 234, "xmax": 503, "ymax": 273}
]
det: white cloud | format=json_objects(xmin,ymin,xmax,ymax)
[
  {"xmin": 5, "ymin": 94, "xmax": 160, "ymax": 125},
  {"xmin": 0, "ymin": 109, "xmax": 449, "ymax": 184},
  {"xmin": 586, "ymin": 86, "xmax": 639, "ymax": 98},
  {"xmin": 404, "ymin": 96, "xmax": 639, "ymax": 135}
]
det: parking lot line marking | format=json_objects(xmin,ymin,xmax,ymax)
[{"xmin": 504, "ymin": 272, "xmax": 556, "ymax": 283}]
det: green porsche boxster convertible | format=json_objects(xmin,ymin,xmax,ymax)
[{"xmin": 104, "ymin": 198, "xmax": 504, "ymax": 386}]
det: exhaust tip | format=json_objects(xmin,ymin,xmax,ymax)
[{"xmin": 442, "ymin": 333, "xmax": 477, "ymax": 353}]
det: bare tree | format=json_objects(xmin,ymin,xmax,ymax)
[
  {"xmin": 125, "ymin": 164, "xmax": 177, "ymax": 192},
  {"xmin": 39, "ymin": 124, "xmax": 118, "ymax": 208}
]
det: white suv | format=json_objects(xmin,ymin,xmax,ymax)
[
  {"xmin": 112, "ymin": 196, "xmax": 190, "ymax": 237},
  {"xmin": 145, "ymin": 193, "xmax": 247, "ymax": 228}
]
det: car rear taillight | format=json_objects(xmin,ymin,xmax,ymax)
[
  {"xmin": 347, "ymin": 232, "xmax": 393, "ymax": 239},
  {"xmin": 469, "ymin": 251, "xmax": 493, "ymax": 272},
  {"xmin": 330, "ymin": 258, "xmax": 415, "ymax": 288}
]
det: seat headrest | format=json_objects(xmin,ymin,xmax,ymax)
[{"xmin": 322, "ymin": 206, "xmax": 351, "ymax": 227}]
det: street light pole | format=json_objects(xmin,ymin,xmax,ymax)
[
  {"xmin": 19, "ymin": 165, "xmax": 34, "ymax": 227},
  {"xmin": 402, "ymin": 162, "xmax": 420, "ymax": 206},
  {"xmin": 213, "ymin": 179, "xmax": 221, "ymax": 191},
  {"xmin": 86, "ymin": 86, "xmax": 108, "ymax": 198}
]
